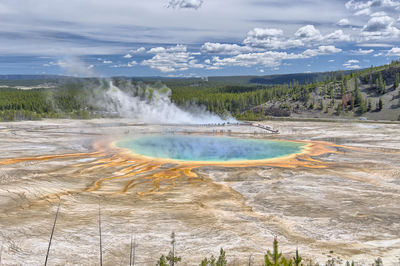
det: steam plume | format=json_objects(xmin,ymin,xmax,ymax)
[{"xmin": 99, "ymin": 81, "xmax": 236, "ymax": 125}]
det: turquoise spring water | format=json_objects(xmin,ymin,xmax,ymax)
[{"xmin": 117, "ymin": 135, "xmax": 305, "ymax": 162}]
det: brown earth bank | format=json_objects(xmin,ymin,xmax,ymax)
[{"xmin": 0, "ymin": 119, "xmax": 399, "ymax": 265}]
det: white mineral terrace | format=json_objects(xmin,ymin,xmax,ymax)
[{"xmin": 0, "ymin": 119, "xmax": 399, "ymax": 265}]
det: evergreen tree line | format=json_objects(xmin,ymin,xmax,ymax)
[
  {"xmin": 0, "ymin": 60, "xmax": 399, "ymax": 121},
  {"xmin": 170, "ymin": 60, "xmax": 400, "ymax": 120},
  {"xmin": 0, "ymin": 80, "xmax": 107, "ymax": 121},
  {"xmin": 153, "ymin": 234, "xmax": 384, "ymax": 266}
]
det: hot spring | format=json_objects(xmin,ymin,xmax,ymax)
[{"xmin": 117, "ymin": 135, "xmax": 306, "ymax": 162}]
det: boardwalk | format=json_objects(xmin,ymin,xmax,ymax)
[{"xmin": 250, "ymin": 123, "xmax": 279, "ymax": 134}]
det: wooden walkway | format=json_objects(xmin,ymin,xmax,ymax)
[{"xmin": 250, "ymin": 123, "xmax": 279, "ymax": 134}]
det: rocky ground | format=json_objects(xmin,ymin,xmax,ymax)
[{"xmin": 0, "ymin": 119, "xmax": 399, "ymax": 265}]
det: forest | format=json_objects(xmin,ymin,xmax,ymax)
[
  {"xmin": 152, "ymin": 234, "xmax": 382, "ymax": 266},
  {"xmin": 0, "ymin": 60, "xmax": 399, "ymax": 122}
]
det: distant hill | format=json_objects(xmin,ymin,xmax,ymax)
[
  {"xmin": 0, "ymin": 75, "xmax": 74, "ymax": 86},
  {"xmin": 0, "ymin": 75, "xmax": 63, "ymax": 80},
  {"xmin": 0, "ymin": 70, "xmax": 357, "ymax": 86},
  {"xmin": 207, "ymin": 71, "xmax": 355, "ymax": 85}
]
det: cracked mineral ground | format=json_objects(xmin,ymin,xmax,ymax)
[{"xmin": 0, "ymin": 119, "xmax": 399, "ymax": 265}]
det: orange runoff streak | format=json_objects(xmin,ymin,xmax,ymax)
[{"xmin": 0, "ymin": 152, "xmax": 103, "ymax": 166}]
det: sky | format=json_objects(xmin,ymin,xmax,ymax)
[{"xmin": 0, "ymin": 0, "xmax": 399, "ymax": 77}]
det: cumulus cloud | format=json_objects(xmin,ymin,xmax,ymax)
[
  {"xmin": 345, "ymin": 0, "xmax": 400, "ymax": 11},
  {"xmin": 129, "ymin": 47, "xmax": 146, "ymax": 53},
  {"xmin": 343, "ymin": 59, "xmax": 361, "ymax": 69},
  {"xmin": 346, "ymin": 0, "xmax": 400, "ymax": 42},
  {"xmin": 141, "ymin": 45, "xmax": 205, "ymax": 72},
  {"xmin": 348, "ymin": 59, "xmax": 360, "ymax": 63},
  {"xmin": 293, "ymin": 25, "xmax": 351, "ymax": 45},
  {"xmin": 302, "ymin": 45, "xmax": 342, "ymax": 57},
  {"xmin": 371, "ymin": 11, "xmax": 388, "ymax": 16},
  {"xmin": 173, "ymin": 24, "xmax": 346, "ymax": 73},
  {"xmin": 345, "ymin": 0, "xmax": 369, "ymax": 10},
  {"xmin": 361, "ymin": 15, "xmax": 400, "ymax": 39},
  {"xmin": 243, "ymin": 25, "xmax": 350, "ymax": 50},
  {"xmin": 353, "ymin": 48, "xmax": 374, "ymax": 54},
  {"xmin": 363, "ymin": 15, "xmax": 394, "ymax": 31},
  {"xmin": 201, "ymin": 42, "xmax": 253, "ymax": 55},
  {"xmin": 247, "ymin": 28, "xmax": 283, "ymax": 38},
  {"xmin": 337, "ymin": 18, "xmax": 351, "ymax": 26},
  {"xmin": 3, "ymin": 0, "xmax": 397, "ymax": 75},
  {"xmin": 111, "ymin": 61, "xmax": 138, "ymax": 68},
  {"xmin": 344, "ymin": 64, "xmax": 361, "ymax": 69},
  {"xmin": 345, "ymin": 0, "xmax": 400, "ymax": 41},
  {"xmin": 243, "ymin": 28, "xmax": 302, "ymax": 49},
  {"xmin": 387, "ymin": 47, "xmax": 400, "ymax": 56},
  {"xmin": 354, "ymin": 8, "xmax": 372, "ymax": 16},
  {"xmin": 160, "ymin": 41, "xmax": 343, "ymax": 72},
  {"xmin": 295, "ymin": 25, "xmax": 322, "ymax": 40},
  {"xmin": 324, "ymin": 30, "xmax": 351, "ymax": 42},
  {"xmin": 103, "ymin": 60, "xmax": 112, "ymax": 64},
  {"xmin": 123, "ymin": 47, "xmax": 146, "ymax": 59},
  {"xmin": 43, "ymin": 61, "xmax": 58, "ymax": 67},
  {"xmin": 373, "ymin": 52, "xmax": 384, "ymax": 56},
  {"xmin": 167, "ymin": 0, "xmax": 203, "ymax": 9},
  {"xmin": 211, "ymin": 51, "xmax": 304, "ymax": 68},
  {"xmin": 294, "ymin": 25, "xmax": 350, "ymax": 45},
  {"xmin": 208, "ymin": 46, "xmax": 342, "ymax": 69}
]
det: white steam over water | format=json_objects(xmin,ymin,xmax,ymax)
[{"xmin": 103, "ymin": 81, "xmax": 236, "ymax": 124}]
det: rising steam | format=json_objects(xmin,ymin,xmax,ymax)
[
  {"xmin": 99, "ymin": 80, "xmax": 235, "ymax": 124},
  {"xmin": 55, "ymin": 56, "xmax": 234, "ymax": 124}
]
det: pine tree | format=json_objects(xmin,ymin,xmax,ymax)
[
  {"xmin": 216, "ymin": 248, "xmax": 227, "ymax": 266},
  {"xmin": 157, "ymin": 255, "xmax": 168, "ymax": 266},
  {"xmin": 293, "ymin": 248, "xmax": 302, "ymax": 266},
  {"xmin": 336, "ymin": 103, "xmax": 341, "ymax": 115},
  {"xmin": 354, "ymin": 81, "xmax": 362, "ymax": 106},
  {"xmin": 359, "ymin": 98, "xmax": 367, "ymax": 114},
  {"xmin": 374, "ymin": 258, "xmax": 383, "ymax": 266},
  {"xmin": 378, "ymin": 98, "xmax": 383, "ymax": 111},
  {"xmin": 340, "ymin": 82, "xmax": 346, "ymax": 96},
  {"xmin": 157, "ymin": 232, "xmax": 181, "ymax": 266},
  {"xmin": 167, "ymin": 251, "xmax": 181, "ymax": 266},
  {"xmin": 201, "ymin": 255, "xmax": 216, "ymax": 266},
  {"xmin": 167, "ymin": 232, "xmax": 181, "ymax": 266},
  {"xmin": 265, "ymin": 237, "xmax": 291, "ymax": 266},
  {"xmin": 395, "ymin": 72, "xmax": 399, "ymax": 89},
  {"xmin": 354, "ymin": 78, "xmax": 359, "ymax": 92}
]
